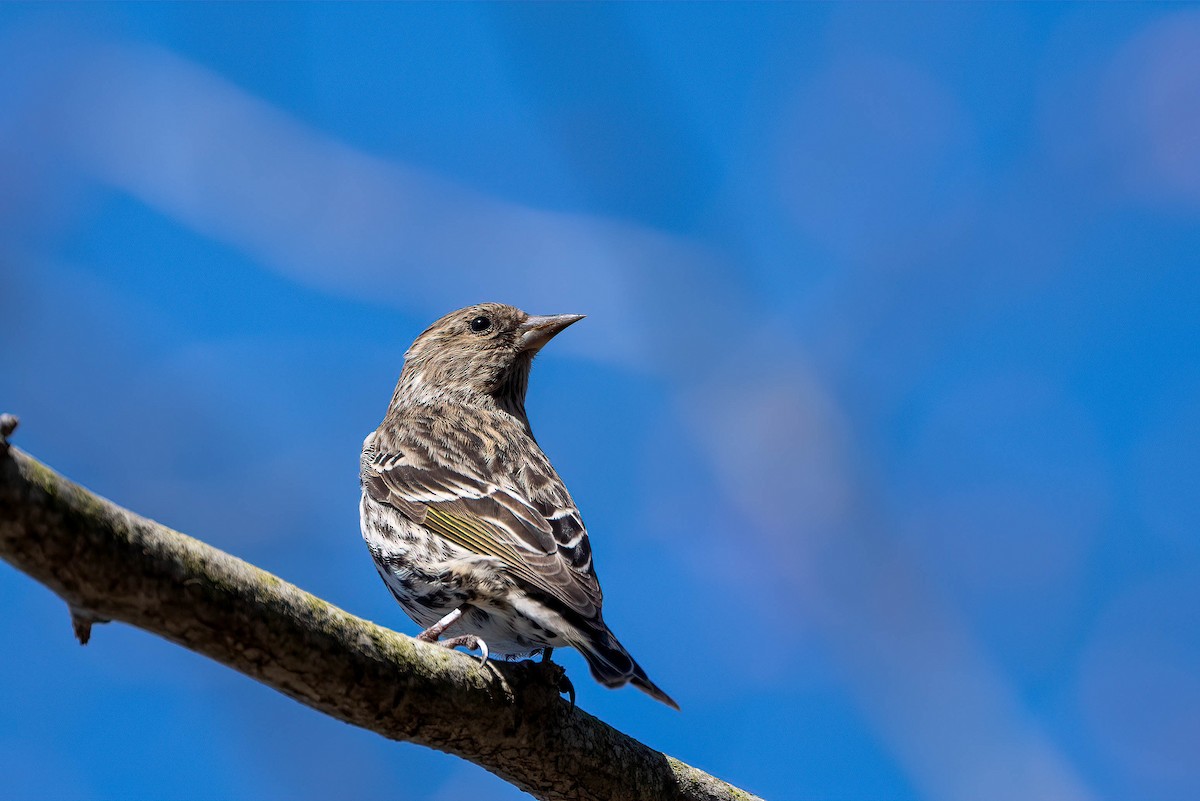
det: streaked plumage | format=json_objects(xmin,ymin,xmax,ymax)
[{"xmin": 359, "ymin": 303, "xmax": 676, "ymax": 708}]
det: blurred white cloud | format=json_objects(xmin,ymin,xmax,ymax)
[
  {"xmin": 1100, "ymin": 11, "xmax": 1200, "ymax": 210},
  {"xmin": 39, "ymin": 41, "xmax": 733, "ymax": 370}
]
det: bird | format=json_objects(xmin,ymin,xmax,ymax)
[{"xmin": 359, "ymin": 302, "xmax": 677, "ymax": 709}]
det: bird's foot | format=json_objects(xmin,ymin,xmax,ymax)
[
  {"xmin": 439, "ymin": 634, "xmax": 490, "ymax": 667},
  {"xmin": 531, "ymin": 654, "xmax": 574, "ymax": 707},
  {"xmin": 557, "ymin": 670, "xmax": 576, "ymax": 708},
  {"xmin": 416, "ymin": 607, "xmax": 464, "ymax": 643}
]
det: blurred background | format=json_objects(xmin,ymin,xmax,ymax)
[{"xmin": 1, "ymin": 4, "xmax": 1198, "ymax": 800}]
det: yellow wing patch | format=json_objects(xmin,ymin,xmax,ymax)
[
  {"xmin": 423, "ymin": 507, "xmax": 518, "ymax": 562},
  {"xmin": 422, "ymin": 506, "xmax": 555, "ymax": 594}
]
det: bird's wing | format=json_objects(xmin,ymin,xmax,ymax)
[{"xmin": 362, "ymin": 441, "xmax": 602, "ymax": 620}]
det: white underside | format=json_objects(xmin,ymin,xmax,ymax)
[{"xmin": 362, "ymin": 492, "xmax": 574, "ymax": 656}]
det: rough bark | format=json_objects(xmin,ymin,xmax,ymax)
[{"xmin": 0, "ymin": 417, "xmax": 759, "ymax": 801}]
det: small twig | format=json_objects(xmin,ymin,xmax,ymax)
[
  {"xmin": 69, "ymin": 606, "xmax": 101, "ymax": 645},
  {"xmin": 0, "ymin": 414, "xmax": 17, "ymax": 449}
]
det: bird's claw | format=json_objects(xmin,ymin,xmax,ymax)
[
  {"xmin": 532, "ymin": 649, "xmax": 573, "ymax": 706},
  {"xmin": 0, "ymin": 413, "xmax": 18, "ymax": 450},
  {"xmin": 440, "ymin": 634, "xmax": 490, "ymax": 667},
  {"xmin": 557, "ymin": 671, "xmax": 576, "ymax": 708}
]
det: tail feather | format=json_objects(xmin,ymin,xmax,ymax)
[{"xmin": 576, "ymin": 627, "xmax": 679, "ymax": 710}]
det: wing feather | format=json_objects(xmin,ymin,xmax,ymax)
[{"xmin": 363, "ymin": 446, "xmax": 602, "ymax": 619}]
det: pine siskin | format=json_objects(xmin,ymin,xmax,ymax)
[{"xmin": 359, "ymin": 303, "xmax": 677, "ymax": 708}]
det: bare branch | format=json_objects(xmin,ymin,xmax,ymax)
[{"xmin": 0, "ymin": 420, "xmax": 758, "ymax": 801}]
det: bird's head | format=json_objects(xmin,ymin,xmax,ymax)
[{"xmin": 394, "ymin": 303, "xmax": 584, "ymax": 414}]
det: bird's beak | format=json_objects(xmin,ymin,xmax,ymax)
[{"xmin": 518, "ymin": 313, "xmax": 585, "ymax": 353}]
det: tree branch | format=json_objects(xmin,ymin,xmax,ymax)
[{"xmin": 0, "ymin": 417, "xmax": 758, "ymax": 801}]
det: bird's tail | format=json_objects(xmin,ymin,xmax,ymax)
[{"xmin": 574, "ymin": 625, "xmax": 679, "ymax": 710}]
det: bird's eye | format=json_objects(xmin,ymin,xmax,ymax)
[{"xmin": 469, "ymin": 315, "xmax": 492, "ymax": 333}]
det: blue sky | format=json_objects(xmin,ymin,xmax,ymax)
[{"xmin": 2, "ymin": 4, "xmax": 1199, "ymax": 800}]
